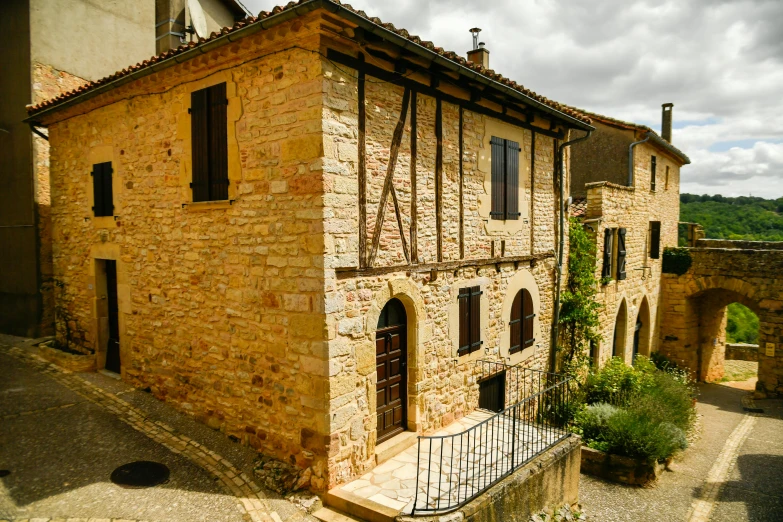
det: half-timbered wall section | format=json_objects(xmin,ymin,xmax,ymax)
[{"xmin": 317, "ymin": 24, "xmax": 575, "ymax": 486}]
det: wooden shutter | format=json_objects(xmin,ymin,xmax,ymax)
[
  {"xmin": 458, "ymin": 287, "xmax": 471, "ymax": 355},
  {"xmin": 469, "ymin": 286, "xmax": 482, "ymax": 354},
  {"xmin": 490, "ymin": 137, "xmax": 505, "ymax": 220},
  {"xmin": 458, "ymin": 286, "xmax": 482, "ymax": 356},
  {"xmin": 651, "ymin": 156, "xmax": 657, "ymax": 191},
  {"xmin": 190, "ymin": 87, "xmax": 210, "ymax": 202},
  {"xmin": 522, "ymin": 288, "xmax": 535, "ymax": 349},
  {"xmin": 650, "ymin": 221, "xmax": 661, "ymax": 259},
  {"xmin": 92, "ymin": 162, "xmax": 113, "ymax": 217},
  {"xmin": 505, "ymin": 140, "xmax": 520, "ymax": 220},
  {"xmin": 617, "ymin": 228, "xmax": 627, "ymax": 281},
  {"xmin": 602, "ymin": 228, "xmax": 613, "ymax": 279},
  {"xmin": 509, "ymin": 291, "xmax": 522, "ymax": 354},
  {"xmin": 208, "ymin": 82, "xmax": 229, "ymax": 201}
]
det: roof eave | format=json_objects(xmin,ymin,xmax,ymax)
[
  {"xmin": 644, "ymin": 131, "xmax": 691, "ymax": 165},
  {"xmin": 321, "ymin": 1, "xmax": 592, "ymax": 131}
]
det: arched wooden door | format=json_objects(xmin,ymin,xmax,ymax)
[{"xmin": 376, "ymin": 298, "xmax": 407, "ymax": 443}]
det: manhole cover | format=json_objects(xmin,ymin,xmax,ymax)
[
  {"xmin": 0, "ymin": 470, "xmax": 9, "ymax": 478},
  {"xmin": 110, "ymin": 461, "xmax": 169, "ymax": 488}
]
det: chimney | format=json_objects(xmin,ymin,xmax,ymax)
[
  {"xmin": 661, "ymin": 103, "xmax": 673, "ymax": 143},
  {"xmin": 467, "ymin": 28, "xmax": 489, "ymax": 69}
]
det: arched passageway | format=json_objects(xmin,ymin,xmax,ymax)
[
  {"xmin": 613, "ymin": 299, "xmax": 628, "ymax": 361},
  {"xmin": 633, "ymin": 297, "xmax": 651, "ymax": 360}
]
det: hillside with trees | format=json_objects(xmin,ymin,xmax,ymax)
[{"xmin": 680, "ymin": 193, "xmax": 783, "ymax": 241}]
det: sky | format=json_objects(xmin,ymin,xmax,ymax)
[{"xmin": 243, "ymin": 0, "xmax": 783, "ymax": 198}]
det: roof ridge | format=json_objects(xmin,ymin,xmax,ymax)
[{"xmin": 26, "ymin": 0, "xmax": 591, "ymax": 126}]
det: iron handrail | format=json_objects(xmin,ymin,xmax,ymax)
[{"xmin": 410, "ymin": 373, "xmax": 572, "ymax": 516}]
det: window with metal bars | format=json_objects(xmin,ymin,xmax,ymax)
[
  {"xmin": 91, "ymin": 161, "xmax": 114, "ymax": 217},
  {"xmin": 490, "ymin": 136, "xmax": 521, "ymax": 220},
  {"xmin": 509, "ymin": 288, "xmax": 535, "ymax": 355},
  {"xmin": 458, "ymin": 286, "xmax": 482, "ymax": 356},
  {"xmin": 190, "ymin": 82, "xmax": 229, "ymax": 202}
]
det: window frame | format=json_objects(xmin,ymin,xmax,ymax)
[
  {"xmin": 651, "ymin": 155, "xmax": 657, "ymax": 192},
  {"xmin": 91, "ymin": 161, "xmax": 114, "ymax": 217},
  {"xmin": 509, "ymin": 288, "xmax": 536, "ymax": 355},
  {"xmin": 490, "ymin": 136, "xmax": 521, "ymax": 221}
]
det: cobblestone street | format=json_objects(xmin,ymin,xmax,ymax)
[{"xmin": 0, "ymin": 335, "xmax": 316, "ymax": 522}]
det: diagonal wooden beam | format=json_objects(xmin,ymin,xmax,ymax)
[
  {"xmin": 390, "ymin": 184, "xmax": 410, "ymax": 263},
  {"xmin": 368, "ymin": 87, "xmax": 411, "ymax": 267}
]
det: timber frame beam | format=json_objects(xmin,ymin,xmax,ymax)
[
  {"xmin": 335, "ymin": 252, "xmax": 554, "ymax": 280},
  {"xmin": 326, "ymin": 48, "xmax": 567, "ymax": 140}
]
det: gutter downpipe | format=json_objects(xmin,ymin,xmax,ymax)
[
  {"xmin": 551, "ymin": 129, "xmax": 592, "ymax": 374},
  {"xmin": 627, "ymin": 133, "xmax": 651, "ymax": 186}
]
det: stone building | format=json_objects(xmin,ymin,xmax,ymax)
[
  {"xmin": 0, "ymin": 0, "xmax": 248, "ymax": 338},
  {"xmin": 569, "ymin": 105, "xmax": 690, "ymax": 366},
  {"xmin": 25, "ymin": 0, "xmax": 591, "ymax": 511}
]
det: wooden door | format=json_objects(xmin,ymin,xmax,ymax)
[
  {"xmin": 104, "ymin": 260, "xmax": 121, "ymax": 373},
  {"xmin": 376, "ymin": 325, "xmax": 407, "ymax": 443},
  {"xmin": 479, "ymin": 371, "xmax": 506, "ymax": 413}
]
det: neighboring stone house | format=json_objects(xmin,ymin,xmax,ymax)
[
  {"xmin": 0, "ymin": 0, "xmax": 249, "ymax": 338},
  {"xmin": 25, "ymin": 0, "xmax": 592, "ymax": 501},
  {"xmin": 569, "ymin": 105, "xmax": 690, "ymax": 366}
]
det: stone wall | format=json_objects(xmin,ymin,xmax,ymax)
[
  {"xmin": 33, "ymin": 62, "xmax": 89, "ymax": 337},
  {"xmin": 726, "ymin": 343, "xmax": 759, "ymax": 362},
  {"xmin": 44, "ymin": 15, "xmax": 333, "ymax": 489},
  {"xmin": 584, "ymin": 136, "xmax": 681, "ymax": 365},
  {"xmin": 659, "ymin": 246, "xmax": 783, "ymax": 394}
]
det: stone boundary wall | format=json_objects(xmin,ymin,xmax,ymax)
[
  {"xmin": 580, "ymin": 446, "xmax": 663, "ymax": 486},
  {"xmin": 696, "ymin": 239, "xmax": 783, "ymax": 251},
  {"xmin": 726, "ymin": 343, "xmax": 759, "ymax": 362},
  {"xmin": 396, "ymin": 436, "xmax": 581, "ymax": 522}
]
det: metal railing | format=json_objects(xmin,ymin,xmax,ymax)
[
  {"xmin": 410, "ymin": 372, "xmax": 572, "ymax": 515},
  {"xmin": 474, "ymin": 359, "xmax": 564, "ymax": 407}
]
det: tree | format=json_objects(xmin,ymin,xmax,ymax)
[{"xmin": 558, "ymin": 218, "xmax": 603, "ymax": 382}]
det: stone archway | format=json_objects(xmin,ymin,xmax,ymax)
[
  {"xmin": 613, "ymin": 299, "xmax": 628, "ymax": 361},
  {"xmin": 634, "ymin": 296, "xmax": 652, "ymax": 359}
]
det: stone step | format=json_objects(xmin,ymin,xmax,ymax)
[
  {"xmin": 324, "ymin": 487, "xmax": 399, "ymax": 522},
  {"xmin": 312, "ymin": 506, "xmax": 365, "ymax": 522},
  {"xmin": 375, "ymin": 431, "xmax": 418, "ymax": 465}
]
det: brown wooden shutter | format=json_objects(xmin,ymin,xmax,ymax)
[
  {"xmin": 509, "ymin": 290, "xmax": 522, "ymax": 355},
  {"xmin": 522, "ymin": 288, "xmax": 535, "ymax": 348},
  {"xmin": 190, "ymin": 88, "xmax": 210, "ymax": 202},
  {"xmin": 490, "ymin": 137, "xmax": 505, "ymax": 220},
  {"xmin": 602, "ymin": 228, "xmax": 613, "ymax": 279},
  {"xmin": 458, "ymin": 287, "xmax": 471, "ymax": 355},
  {"xmin": 650, "ymin": 221, "xmax": 661, "ymax": 259},
  {"xmin": 207, "ymin": 82, "xmax": 229, "ymax": 201},
  {"xmin": 469, "ymin": 286, "xmax": 482, "ymax": 353},
  {"xmin": 92, "ymin": 162, "xmax": 113, "ymax": 217},
  {"xmin": 651, "ymin": 156, "xmax": 657, "ymax": 191},
  {"xmin": 617, "ymin": 228, "xmax": 627, "ymax": 281},
  {"xmin": 505, "ymin": 140, "xmax": 520, "ymax": 220}
]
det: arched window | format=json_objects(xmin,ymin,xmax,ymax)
[{"xmin": 510, "ymin": 289, "xmax": 535, "ymax": 354}]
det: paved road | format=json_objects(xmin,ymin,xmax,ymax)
[
  {"xmin": 0, "ymin": 335, "xmax": 316, "ymax": 522},
  {"xmin": 579, "ymin": 382, "xmax": 783, "ymax": 522}
]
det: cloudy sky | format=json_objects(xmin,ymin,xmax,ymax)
[{"xmin": 245, "ymin": 0, "xmax": 783, "ymax": 197}]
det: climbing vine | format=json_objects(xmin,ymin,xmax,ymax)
[{"xmin": 558, "ymin": 218, "xmax": 603, "ymax": 382}]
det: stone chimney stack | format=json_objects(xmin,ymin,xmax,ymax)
[
  {"xmin": 467, "ymin": 28, "xmax": 489, "ymax": 69},
  {"xmin": 661, "ymin": 103, "xmax": 674, "ymax": 143}
]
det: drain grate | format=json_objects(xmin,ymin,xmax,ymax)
[
  {"xmin": 0, "ymin": 470, "xmax": 9, "ymax": 478},
  {"xmin": 110, "ymin": 461, "xmax": 170, "ymax": 488}
]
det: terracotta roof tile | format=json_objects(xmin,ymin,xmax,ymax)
[
  {"xmin": 569, "ymin": 197, "xmax": 587, "ymax": 218},
  {"xmin": 26, "ymin": 0, "xmax": 591, "ymax": 126}
]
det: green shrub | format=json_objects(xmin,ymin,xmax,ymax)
[
  {"xmin": 576, "ymin": 356, "xmax": 696, "ymax": 461},
  {"xmin": 662, "ymin": 247, "xmax": 693, "ymax": 275}
]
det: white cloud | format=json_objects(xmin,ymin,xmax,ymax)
[{"xmin": 244, "ymin": 0, "xmax": 783, "ymax": 197}]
